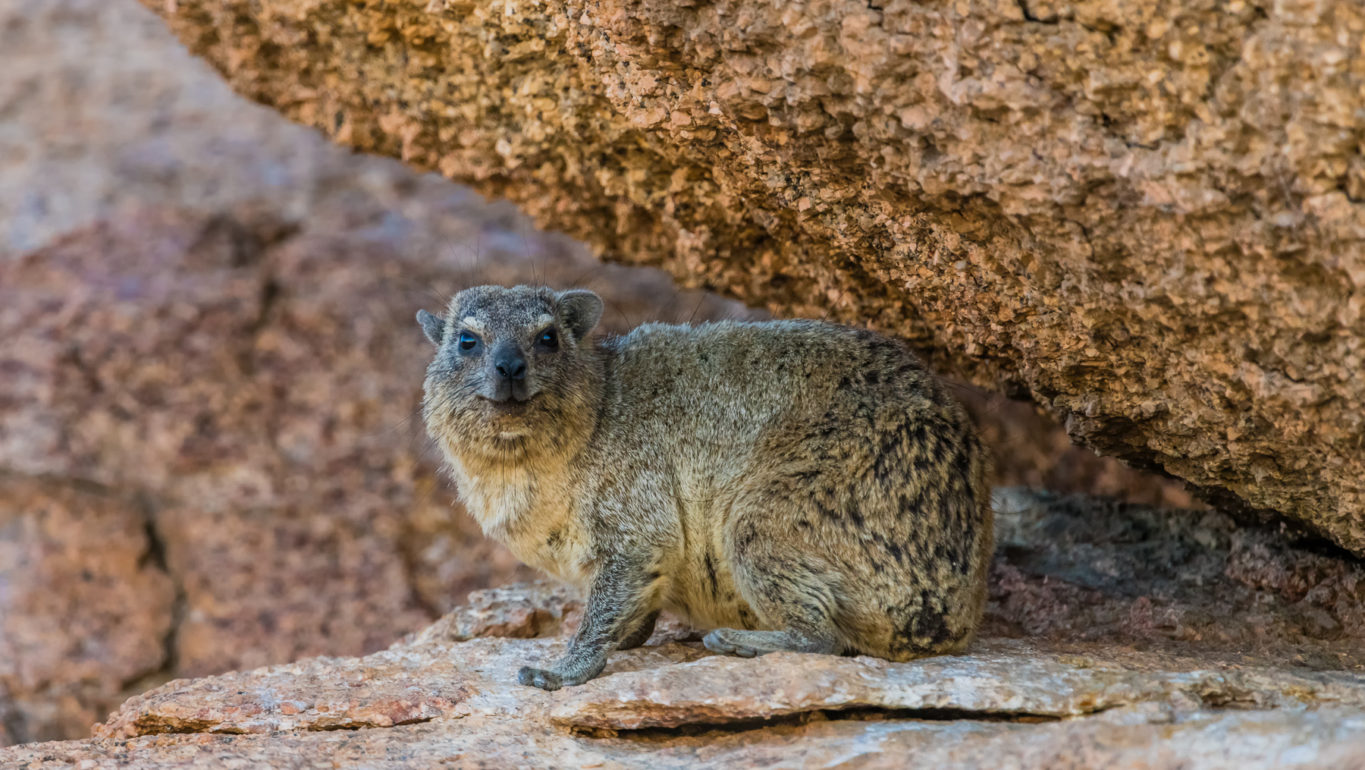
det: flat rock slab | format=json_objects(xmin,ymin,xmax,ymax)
[
  {"xmin": 550, "ymin": 644, "xmax": 1365, "ymax": 731},
  {"xmin": 9, "ymin": 709, "xmax": 1365, "ymax": 770},
  {"xmin": 4, "ymin": 581, "xmax": 1363, "ymax": 768},
  {"xmin": 92, "ymin": 632, "xmax": 1365, "ymax": 738}
]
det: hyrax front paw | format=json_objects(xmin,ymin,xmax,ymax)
[{"xmin": 517, "ymin": 666, "xmax": 564, "ymax": 690}]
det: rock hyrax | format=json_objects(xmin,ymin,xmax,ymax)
[{"xmin": 418, "ymin": 285, "xmax": 993, "ymax": 690}]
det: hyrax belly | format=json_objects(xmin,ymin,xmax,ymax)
[{"xmin": 662, "ymin": 536, "xmax": 763, "ymax": 632}]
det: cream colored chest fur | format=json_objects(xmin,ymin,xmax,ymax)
[{"xmin": 449, "ymin": 458, "xmax": 593, "ymax": 589}]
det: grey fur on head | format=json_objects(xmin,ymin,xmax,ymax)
[{"xmin": 419, "ymin": 285, "xmax": 993, "ymax": 691}]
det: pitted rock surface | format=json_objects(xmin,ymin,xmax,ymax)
[
  {"xmin": 136, "ymin": 0, "xmax": 1365, "ymax": 551},
  {"xmin": 3, "ymin": 540, "xmax": 1363, "ymax": 769},
  {"xmin": 0, "ymin": 478, "xmax": 176, "ymax": 745}
]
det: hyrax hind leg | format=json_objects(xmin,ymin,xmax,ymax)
[
  {"xmin": 701, "ymin": 524, "xmax": 844, "ymax": 658},
  {"xmin": 617, "ymin": 610, "xmax": 659, "ymax": 650}
]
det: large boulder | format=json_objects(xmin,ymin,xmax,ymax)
[
  {"xmin": 137, "ymin": 0, "xmax": 1365, "ymax": 550},
  {"xmin": 0, "ymin": 478, "xmax": 175, "ymax": 744}
]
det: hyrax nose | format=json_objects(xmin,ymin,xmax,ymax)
[{"xmin": 493, "ymin": 346, "xmax": 527, "ymax": 381}]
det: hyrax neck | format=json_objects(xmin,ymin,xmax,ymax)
[
  {"xmin": 446, "ymin": 438, "xmax": 567, "ymax": 534},
  {"xmin": 440, "ymin": 390, "xmax": 603, "ymax": 587}
]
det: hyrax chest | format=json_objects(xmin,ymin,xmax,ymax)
[{"xmin": 455, "ymin": 462, "xmax": 593, "ymax": 589}]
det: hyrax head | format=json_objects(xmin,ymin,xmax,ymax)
[{"xmin": 417, "ymin": 285, "xmax": 604, "ymax": 450}]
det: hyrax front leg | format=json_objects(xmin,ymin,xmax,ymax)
[{"xmin": 517, "ymin": 558, "xmax": 663, "ymax": 690}]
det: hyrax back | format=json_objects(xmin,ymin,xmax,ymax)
[{"xmin": 419, "ymin": 285, "xmax": 993, "ymax": 689}]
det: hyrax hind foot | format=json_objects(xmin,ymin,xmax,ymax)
[
  {"xmin": 617, "ymin": 611, "xmax": 659, "ymax": 650},
  {"xmin": 702, "ymin": 628, "xmax": 839, "ymax": 658}
]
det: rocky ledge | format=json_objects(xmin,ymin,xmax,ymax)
[
  {"xmin": 138, "ymin": 0, "xmax": 1365, "ymax": 552},
  {"xmin": 4, "ymin": 489, "xmax": 1364, "ymax": 767},
  {"xmin": 0, "ymin": 204, "xmax": 1185, "ymax": 745}
]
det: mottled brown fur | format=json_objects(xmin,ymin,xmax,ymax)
[{"xmin": 419, "ymin": 286, "xmax": 993, "ymax": 689}]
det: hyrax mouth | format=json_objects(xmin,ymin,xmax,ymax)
[{"xmin": 480, "ymin": 393, "xmax": 538, "ymax": 414}]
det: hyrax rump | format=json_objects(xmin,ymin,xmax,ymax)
[{"xmin": 418, "ymin": 285, "xmax": 993, "ymax": 690}]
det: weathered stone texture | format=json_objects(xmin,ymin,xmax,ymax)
[
  {"xmin": 8, "ymin": 486, "xmax": 1365, "ymax": 770},
  {"xmin": 7, "ymin": 708, "xmax": 1365, "ymax": 770},
  {"xmin": 138, "ymin": 0, "xmax": 1365, "ymax": 550},
  {"xmin": 0, "ymin": 478, "xmax": 175, "ymax": 745},
  {"xmin": 0, "ymin": 0, "xmax": 392, "ymax": 257},
  {"xmin": 985, "ymin": 489, "xmax": 1365, "ymax": 668}
]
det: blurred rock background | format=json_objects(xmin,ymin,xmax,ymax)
[{"xmin": 0, "ymin": 0, "xmax": 1198, "ymax": 747}]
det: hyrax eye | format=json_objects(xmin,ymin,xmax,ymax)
[
  {"xmin": 458, "ymin": 331, "xmax": 481, "ymax": 353},
  {"xmin": 536, "ymin": 328, "xmax": 558, "ymax": 351}
]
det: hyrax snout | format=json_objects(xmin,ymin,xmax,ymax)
[{"xmin": 419, "ymin": 285, "xmax": 993, "ymax": 690}]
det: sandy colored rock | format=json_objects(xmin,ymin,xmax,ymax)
[
  {"xmin": 0, "ymin": 477, "xmax": 175, "ymax": 744},
  {"xmin": 550, "ymin": 644, "xmax": 1365, "ymax": 731},
  {"xmin": 137, "ymin": 0, "xmax": 1365, "ymax": 551},
  {"xmin": 6, "ymin": 708, "xmax": 1365, "ymax": 769},
  {"xmin": 5, "ymin": 516, "xmax": 1363, "ymax": 769}
]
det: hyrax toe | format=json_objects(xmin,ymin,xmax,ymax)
[
  {"xmin": 517, "ymin": 666, "xmax": 563, "ymax": 691},
  {"xmin": 703, "ymin": 628, "xmax": 760, "ymax": 657}
]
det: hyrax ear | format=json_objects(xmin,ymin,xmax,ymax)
[
  {"xmin": 557, "ymin": 289, "xmax": 604, "ymax": 342},
  {"xmin": 416, "ymin": 309, "xmax": 445, "ymax": 346}
]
